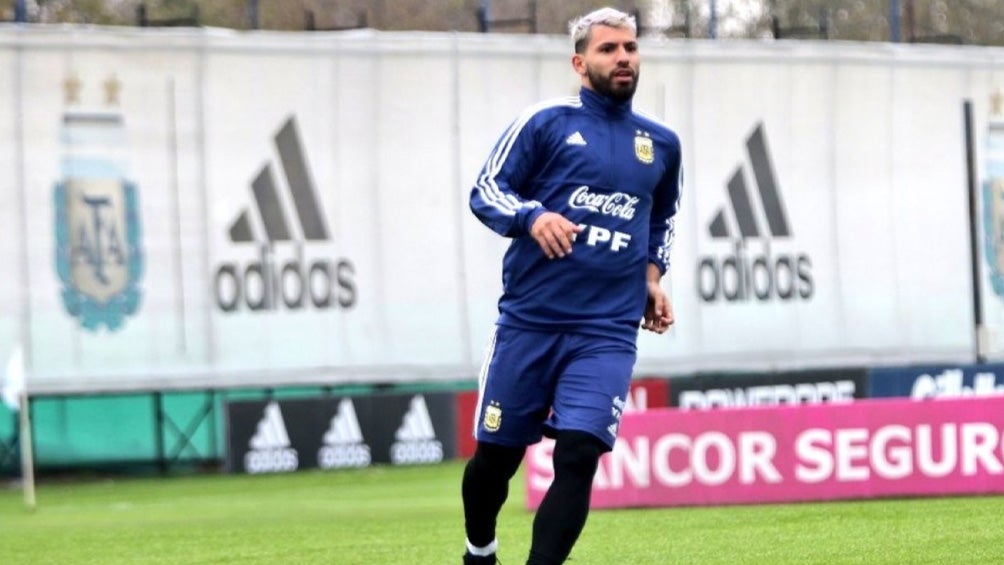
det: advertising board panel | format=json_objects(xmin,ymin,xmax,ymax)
[
  {"xmin": 526, "ymin": 396, "xmax": 1004, "ymax": 509},
  {"xmin": 226, "ymin": 392, "xmax": 455, "ymax": 473}
]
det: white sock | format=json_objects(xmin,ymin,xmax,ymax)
[{"xmin": 465, "ymin": 538, "xmax": 498, "ymax": 556}]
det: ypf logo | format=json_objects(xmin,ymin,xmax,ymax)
[
  {"xmin": 214, "ymin": 116, "xmax": 356, "ymax": 312},
  {"xmin": 697, "ymin": 122, "xmax": 813, "ymax": 303}
]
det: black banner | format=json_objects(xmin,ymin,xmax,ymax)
[
  {"xmin": 225, "ymin": 392, "xmax": 456, "ymax": 474},
  {"xmin": 668, "ymin": 368, "xmax": 868, "ymax": 410}
]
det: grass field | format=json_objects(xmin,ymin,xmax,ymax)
[{"xmin": 2, "ymin": 461, "xmax": 1004, "ymax": 564}]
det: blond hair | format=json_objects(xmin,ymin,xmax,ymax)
[{"xmin": 568, "ymin": 7, "xmax": 637, "ymax": 53}]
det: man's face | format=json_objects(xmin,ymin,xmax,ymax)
[{"xmin": 574, "ymin": 24, "xmax": 640, "ymax": 101}]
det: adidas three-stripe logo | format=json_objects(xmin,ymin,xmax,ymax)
[
  {"xmin": 229, "ymin": 116, "xmax": 329, "ymax": 244},
  {"xmin": 697, "ymin": 122, "xmax": 814, "ymax": 303},
  {"xmin": 249, "ymin": 401, "xmax": 292, "ymax": 449},
  {"xmin": 395, "ymin": 396, "xmax": 437, "ymax": 441},
  {"xmin": 708, "ymin": 122, "xmax": 790, "ymax": 240},
  {"xmin": 390, "ymin": 396, "xmax": 444, "ymax": 465},
  {"xmin": 324, "ymin": 398, "xmax": 365, "ymax": 445}
]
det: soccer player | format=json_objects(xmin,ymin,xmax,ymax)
[{"xmin": 461, "ymin": 6, "xmax": 683, "ymax": 565}]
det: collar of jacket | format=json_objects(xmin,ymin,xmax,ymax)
[{"xmin": 579, "ymin": 86, "xmax": 633, "ymax": 117}]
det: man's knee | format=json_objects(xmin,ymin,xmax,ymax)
[
  {"xmin": 552, "ymin": 430, "xmax": 606, "ymax": 479},
  {"xmin": 470, "ymin": 441, "xmax": 525, "ymax": 480}
]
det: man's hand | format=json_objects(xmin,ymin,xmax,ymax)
[
  {"xmin": 530, "ymin": 212, "xmax": 583, "ymax": 259},
  {"xmin": 643, "ymin": 264, "xmax": 674, "ymax": 334}
]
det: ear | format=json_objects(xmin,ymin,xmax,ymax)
[{"xmin": 571, "ymin": 53, "xmax": 586, "ymax": 76}]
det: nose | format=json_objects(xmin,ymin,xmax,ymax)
[{"xmin": 614, "ymin": 45, "xmax": 632, "ymax": 64}]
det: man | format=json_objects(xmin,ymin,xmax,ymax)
[{"xmin": 462, "ymin": 6, "xmax": 682, "ymax": 565}]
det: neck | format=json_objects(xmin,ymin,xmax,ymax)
[{"xmin": 580, "ymin": 86, "xmax": 632, "ymax": 110}]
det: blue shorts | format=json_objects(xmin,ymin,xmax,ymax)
[{"xmin": 473, "ymin": 325, "xmax": 637, "ymax": 450}]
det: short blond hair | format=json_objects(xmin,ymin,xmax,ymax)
[{"xmin": 568, "ymin": 7, "xmax": 637, "ymax": 53}]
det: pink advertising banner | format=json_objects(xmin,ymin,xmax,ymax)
[{"xmin": 525, "ymin": 397, "xmax": 1004, "ymax": 509}]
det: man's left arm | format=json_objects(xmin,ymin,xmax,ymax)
[{"xmin": 643, "ymin": 144, "xmax": 683, "ymax": 334}]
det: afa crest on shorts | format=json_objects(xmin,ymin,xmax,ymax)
[
  {"xmin": 54, "ymin": 74, "xmax": 144, "ymax": 331},
  {"xmin": 483, "ymin": 401, "xmax": 502, "ymax": 433}
]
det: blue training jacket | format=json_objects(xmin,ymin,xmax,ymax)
[{"xmin": 470, "ymin": 86, "xmax": 683, "ymax": 344}]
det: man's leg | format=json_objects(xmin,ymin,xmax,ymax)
[
  {"xmin": 526, "ymin": 430, "xmax": 606, "ymax": 565},
  {"xmin": 462, "ymin": 440, "xmax": 526, "ymax": 562}
]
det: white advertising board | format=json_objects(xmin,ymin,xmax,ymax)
[{"xmin": 1, "ymin": 26, "xmax": 1001, "ymax": 393}]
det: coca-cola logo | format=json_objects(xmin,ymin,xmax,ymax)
[{"xmin": 568, "ymin": 185, "xmax": 638, "ymax": 220}]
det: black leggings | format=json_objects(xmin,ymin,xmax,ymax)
[
  {"xmin": 462, "ymin": 441, "xmax": 525, "ymax": 547},
  {"xmin": 527, "ymin": 430, "xmax": 607, "ymax": 564}
]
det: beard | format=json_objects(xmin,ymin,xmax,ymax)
[{"xmin": 586, "ymin": 64, "xmax": 639, "ymax": 102}]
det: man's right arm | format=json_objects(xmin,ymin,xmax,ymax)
[{"xmin": 469, "ymin": 115, "xmax": 548, "ymax": 238}]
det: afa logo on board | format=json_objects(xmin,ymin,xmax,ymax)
[{"xmin": 54, "ymin": 74, "xmax": 143, "ymax": 331}]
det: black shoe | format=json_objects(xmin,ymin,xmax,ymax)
[{"xmin": 462, "ymin": 552, "xmax": 498, "ymax": 564}]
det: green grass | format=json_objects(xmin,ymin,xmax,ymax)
[{"xmin": 2, "ymin": 462, "xmax": 1004, "ymax": 564}]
